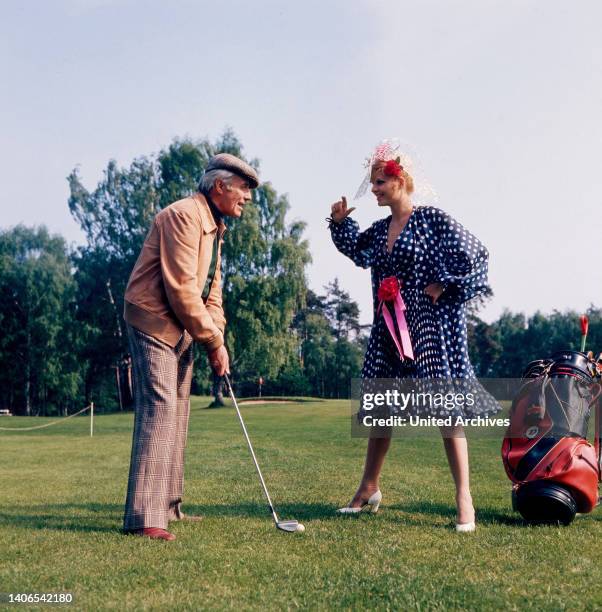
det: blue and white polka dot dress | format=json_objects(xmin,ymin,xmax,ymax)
[{"xmin": 330, "ymin": 206, "xmax": 497, "ymax": 417}]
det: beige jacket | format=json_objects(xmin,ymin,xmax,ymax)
[{"xmin": 124, "ymin": 193, "xmax": 226, "ymax": 351}]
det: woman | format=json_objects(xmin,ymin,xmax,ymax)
[{"xmin": 328, "ymin": 142, "xmax": 496, "ymax": 531}]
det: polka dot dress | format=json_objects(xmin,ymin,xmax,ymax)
[{"xmin": 330, "ymin": 206, "xmax": 498, "ymax": 418}]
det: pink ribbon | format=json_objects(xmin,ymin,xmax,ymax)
[{"xmin": 378, "ymin": 291, "xmax": 414, "ymax": 361}]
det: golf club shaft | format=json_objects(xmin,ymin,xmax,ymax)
[{"xmin": 223, "ymin": 374, "xmax": 279, "ymax": 523}]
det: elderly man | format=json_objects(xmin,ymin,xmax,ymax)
[{"xmin": 122, "ymin": 153, "xmax": 258, "ymax": 541}]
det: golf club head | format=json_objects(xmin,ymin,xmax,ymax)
[{"xmin": 277, "ymin": 520, "xmax": 305, "ymax": 533}]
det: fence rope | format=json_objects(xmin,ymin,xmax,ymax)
[{"xmin": 0, "ymin": 404, "xmax": 92, "ymax": 431}]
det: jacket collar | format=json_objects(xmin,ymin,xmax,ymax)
[{"xmin": 192, "ymin": 192, "xmax": 227, "ymax": 235}]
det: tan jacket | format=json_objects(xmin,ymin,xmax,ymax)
[{"xmin": 124, "ymin": 193, "xmax": 226, "ymax": 351}]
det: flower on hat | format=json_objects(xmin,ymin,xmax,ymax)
[
  {"xmin": 377, "ymin": 276, "xmax": 400, "ymax": 302},
  {"xmin": 383, "ymin": 158, "xmax": 403, "ymax": 178}
]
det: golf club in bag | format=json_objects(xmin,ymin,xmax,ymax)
[
  {"xmin": 502, "ymin": 350, "xmax": 602, "ymax": 525},
  {"xmin": 223, "ymin": 374, "xmax": 305, "ymax": 533}
]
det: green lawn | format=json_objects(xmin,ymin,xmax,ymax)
[{"xmin": 1, "ymin": 398, "xmax": 602, "ymax": 611}]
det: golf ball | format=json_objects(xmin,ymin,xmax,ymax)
[{"xmin": 296, "ymin": 523, "xmax": 305, "ymax": 533}]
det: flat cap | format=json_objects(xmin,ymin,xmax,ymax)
[{"xmin": 205, "ymin": 153, "xmax": 259, "ymax": 188}]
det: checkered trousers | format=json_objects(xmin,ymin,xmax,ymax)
[{"xmin": 123, "ymin": 323, "xmax": 194, "ymax": 531}]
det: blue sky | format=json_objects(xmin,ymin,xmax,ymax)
[{"xmin": 2, "ymin": 0, "xmax": 601, "ymax": 324}]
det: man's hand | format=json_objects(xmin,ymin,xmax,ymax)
[
  {"xmin": 330, "ymin": 196, "xmax": 356, "ymax": 224},
  {"xmin": 208, "ymin": 345, "xmax": 230, "ymax": 376},
  {"xmin": 424, "ymin": 282, "xmax": 445, "ymax": 304}
]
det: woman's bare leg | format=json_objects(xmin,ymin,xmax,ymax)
[
  {"xmin": 441, "ymin": 428, "xmax": 475, "ymax": 524},
  {"xmin": 347, "ymin": 437, "xmax": 391, "ymax": 507}
]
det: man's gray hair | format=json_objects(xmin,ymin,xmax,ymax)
[{"xmin": 198, "ymin": 169, "xmax": 236, "ymax": 195}]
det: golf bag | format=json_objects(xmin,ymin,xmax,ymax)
[{"xmin": 502, "ymin": 350, "xmax": 602, "ymax": 524}]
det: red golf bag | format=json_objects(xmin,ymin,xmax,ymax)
[{"xmin": 502, "ymin": 351, "xmax": 602, "ymax": 524}]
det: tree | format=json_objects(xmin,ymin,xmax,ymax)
[
  {"xmin": 323, "ymin": 278, "xmax": 361, "ymax": 341},
  {"xmin": 0, "ymin": 226, "xmax": 82, "ymax": 415},
  {"xmin": 292, "ymin": 285, "xmax": 364, "ymax": 398},
  {"xmin": 67, "ymin": 130, "xmax": 311, "ymax": 407},
  {"xmin": 68, "ymin": 156, "xmax": 158, "ymax": 407},
  {"xmin": 467, "ymin": 315, "xmax": 502, "ymax": 377},
  {"xmin": 321, "ymin": 280, "xmax": 363, "ymax": 397}
]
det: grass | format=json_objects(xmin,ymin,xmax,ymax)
[{"xmin": 1, "ymin": 398, "xmax": 602, "ymax": 611}]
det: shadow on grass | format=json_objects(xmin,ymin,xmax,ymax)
[
  {"xmin": 0, "ymin": 502, "xmax": 124, "ymax": 533},
  {"xmin": 0, "ymin": 501, "xmax": 343, "ymax": 533},
  {"xmin": 185, "ymin": 501, "xmax": 340, "ymax": 521},
  {"xmin": 0, "ymin": 500, "xmax": 543, "ymax": 533},
  {"xmin": 193, "ymin": 501, "xmax": 527, "ymax": 527},
  {"xmin": 389, "ymin": 500, "xmax": 526, "ymax": 526}
]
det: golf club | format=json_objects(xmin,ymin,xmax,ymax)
[{"xmin": 223, "ymin": 374, "xmax": 305, "ymax": 533}]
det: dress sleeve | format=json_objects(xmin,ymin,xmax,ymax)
[
  {"xmin": 433, "ymin": 209, "xmax": 490, "ymax": 303},
  {"xmin": 329, "ymin": 217, "xmax": 375, "ymax": 269}
]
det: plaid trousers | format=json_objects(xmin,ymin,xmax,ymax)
[{"xmin": 123, "ymin": 323, "xmax": 194, "ymax": 531}]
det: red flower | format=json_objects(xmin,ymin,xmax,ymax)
[
  {"xmin": 378, "ymin": 276, "xmax": 400, "ymax": 302},
  {"xmin": 383, "ymin": 159, "xmax": 403, "ymax": 178},
  {"xmin": 580, "ymin": 315, "xmax": 589, "ymax": 336}
]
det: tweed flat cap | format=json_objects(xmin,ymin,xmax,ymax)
[{"xmin": 205, "ymin": 153, "xmax": 259, "ymax": 188}]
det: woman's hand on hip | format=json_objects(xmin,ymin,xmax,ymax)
[
  {"xmin": 330, "ymin": 196, "xmax": 356, "ymax": 224},
  {"xmin": 424, "ymin": 282, "xmax": 445, "ymax": 304}
]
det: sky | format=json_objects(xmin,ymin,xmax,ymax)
[{"xmin": 1, "ymin": 0, "xmax": 601, "ymax": 325}]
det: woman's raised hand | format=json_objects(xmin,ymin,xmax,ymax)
[{"xmin": 330, "ymin": 196, "xmax": 356, "ymax": 224}]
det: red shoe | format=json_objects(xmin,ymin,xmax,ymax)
[{"xmin": 126, "ymin": 528, "xmax": 176, "ymax": 541}]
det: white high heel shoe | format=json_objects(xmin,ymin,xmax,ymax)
[
  {"xmin": 455, "ymin": 496, "xmax": 475, "ymax": 532},
  {"xmin": 455, "ymin": 521, "xmax": 476, "ymax": 533},
  {"xmin": 337, "ymin": 490, "xmax": 382, "ymax": 514}
]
